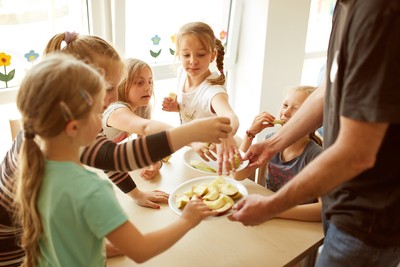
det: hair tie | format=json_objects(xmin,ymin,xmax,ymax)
[
  {"xmin": 24, "ymin": 130, "xmax": 35, "ymax": 139},
  {"xmin": 219, "ymin": 69, "xmax": 224, "ymax": 74},
  {"xmin": 23, "ymin": 122, "xmax": 35, "ymax": 139},
  {"xmin": 64, "ymin": 31, "xmax": 78, "ymax": 44}
]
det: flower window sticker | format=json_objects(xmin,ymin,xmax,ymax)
[
  {"xmin": 0, "ymin": 52, "xmax": 15, "ymax": 89},
  {"xmin": 150, "ymin": 34, "xmax": 162, "ymax": 59},
  {"xmin": 24, "ymin": 50, "xmax": 39, "ymax": 63},
  {"xmin": 170, "ymin": 33, "xmax": 176, "ymax": 56},
  {"xmin": 220, "ymin": 30, "xmax": 228, "ymax": 47}
]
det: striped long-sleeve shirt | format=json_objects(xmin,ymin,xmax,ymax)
[{"xmin": 0, "ymin": 130, "xmax": 172, "ymax": 266}]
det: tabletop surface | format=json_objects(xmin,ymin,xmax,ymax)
[{"xmin": 106, "ymin": 147, "xmax": 324, "ymax": 267}]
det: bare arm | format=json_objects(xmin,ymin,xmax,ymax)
[
  {"xmin": 167, "ymin": 117, "xmax": 232, "ymax": 152},
  {"xmin": 211, "ymin": 93, "xmax": 239, "ymax": 134},
  {"xmin": 107, "ymin": 200, "xmax": 216, "ymax": 263},
  {"xmin": 230, "ymin": 118, "xmax": 389, "ymax": 225},
  {"xmin": 107, "ymin": 107, "xmax": 172, "ymax": 136},
  {"xmin": 211, "ymin": 94, "xmax": 241, "ymax": 174},
  {"xmin": 275, "ymin": 198, "xmax": 322, "ymax": 222}
]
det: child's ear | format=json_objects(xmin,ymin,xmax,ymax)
[
  {"xmin": 210, "ymin": 50, "xmax": 217, "ymax": 62},
  {"xmin": 65, "ymin": 120, "xmax": 79, "ymax": 138}
]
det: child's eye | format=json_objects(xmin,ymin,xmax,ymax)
[
  {"xmin": 197, "ymin": 54, "xmax": 206, "ymax": 57},
  {"xmin": 182, "ymin": 54, "xmax": 190, "ymax": 58}
]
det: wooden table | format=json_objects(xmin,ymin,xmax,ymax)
[{"xmin": 107, "ymin": 147, "xmax": 324, "ymax": 267}]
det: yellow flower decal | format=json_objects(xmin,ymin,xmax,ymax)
[
  {"xmin": 0, "ymin": 52, "xmax": 15, "ymax": 88},
  {"xmin": 0, "ymin": 52, "xmax": 12, "ymax": 67}
]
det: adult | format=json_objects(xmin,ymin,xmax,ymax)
[{"xmin": 229, "ymin": 1, "xmax": 400, "ymax": 266}]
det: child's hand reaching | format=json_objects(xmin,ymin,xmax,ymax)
[
  {"xmin": 129, "ymin": 188, "xmax": 169, "ymax": 209},
  {"xmin": 217, "ymin": 135, "xmax": 242, "ymax": 175},
  {"xmin": 181, "ymin": 199, "xmax": 217, "ymax": 227},
  {"xmin": 162, "ymin": 93, "xmax": 179, "ymax": 112},
  {"xmin": 140, "ymin": 161, "xmax": 162, "ymax": 180},
  {"xmin": 191, "ymin": 142, "xmax": 217, "ymax": 162}
]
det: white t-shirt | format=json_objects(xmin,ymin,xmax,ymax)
[{"xmin": 176, "ymin": 69, "xmax": 227, "ymax": 124}]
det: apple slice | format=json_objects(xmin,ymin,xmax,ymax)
[
  {"xmin": 202, "ymin": 185, "xmax": 219, "ymax": 201},
  {"xmin": 220, "ymin": 183, "xmax": 239, "ymax": 196},
  {"xmin": 215, "ymin": 202, "xmax": 233, "ymax": 215},
  {"xmin": 203, "ymin": 194, "xmax": 225, "ymax": 210},
  {"xmin": 175, "ymin": 194, "xmax": 190, "ymax": 209},
  {"xmin": 192, "ymin": 184, "xmax": 208, "ymax": 197}
]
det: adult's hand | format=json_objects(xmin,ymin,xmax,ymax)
[
  {"xmin": 228, "ymin": 194, "xmax": 275, "ymax": 226},
  {"xmin": 243, "ymin": 141, "xmax": 276, "ymax": 169}
]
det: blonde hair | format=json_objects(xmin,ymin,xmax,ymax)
[
  {"xmin": 44, "ymin": 33, "xmax": 124, "ymax": 81},
  {"xmin": 175, "ymin": 22, "xmax": 225, "ymax": 86},
  {"xmin": 289, "ymin": 85, "xmax": 323, "ymax": 146},
  {"xmin": 14, "ymin": 54, "xmax": 104, "ymax": 267},
  {"xmin": 117, "ymin": 58, "xmax": 153, "ymax": 119}
]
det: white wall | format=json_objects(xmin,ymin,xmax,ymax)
[{"xmin": 229, "ymin": 0, "xmax": 311, "ymax": 141}]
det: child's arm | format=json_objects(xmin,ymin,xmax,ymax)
[
  {"xmin": 232, "ymin": 164, "xmax": 258, "ymax": 181},
  {"xmin": 81, "ymin": 117, "xmax": 231, "ymax": 172},
  {"xmin": 240, "ymin": 112, "xmax": 275, "ymax": 152},
  {"xmin": 107, "ymin": 106, "xmax": 172, "ymax": 136},
  {"xmin": 274, "ymin": 198, "xmax": 322, "ymax": 222},
  {"xmin": 211, "ymin": 94, "xmax": 241, "ymax": 174},
  {"xmin": 107, "ymin": 199, "xmax": 216, "ymax": 263}
]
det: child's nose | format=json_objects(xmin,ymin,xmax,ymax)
[
  {"xmin": 282, "ymin": 108, "xmax": 292, "ymax": 118},
  {"xmin": 190, "ymin": 55, "xmax": 197, "ymax": 65}
]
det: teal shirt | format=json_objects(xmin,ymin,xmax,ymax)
[{"xmin": 37, "ymin": 161, "xmax": 128, "ymax": 267}]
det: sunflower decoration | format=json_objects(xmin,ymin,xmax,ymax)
[{"xmin": 0, "ymin": 52, "xmax": 15, "ymax": 88}]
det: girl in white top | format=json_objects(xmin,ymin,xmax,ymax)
[
  {"xmin": 103, "ymin": 58, "xmax": 172, "ymax": 181},
  {"xmin": 162, "ymin": 21, "xmax": 240, "ymax": 175}
]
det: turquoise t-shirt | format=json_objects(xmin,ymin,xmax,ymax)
[{"xmin": 37, "ymin": 161, "xmax": 128, "ymax": 267}]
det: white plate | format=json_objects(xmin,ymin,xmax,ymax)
[
  {"xmin": 168, "ymin": 176, "xmax": 248, "ymax": 218},
  {"xmin": 183, "ymin": 148, "xmax": 249, "ymax": 174}
]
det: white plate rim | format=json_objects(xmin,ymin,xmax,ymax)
[
  {"xmin": 168, "ymin": 176, "xmax": 248, "ymax": 219},
  {"xmin": 183, "ymin": 148, "xmax": 249, "ymax": 174}
]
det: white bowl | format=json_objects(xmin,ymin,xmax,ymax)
[
  {"xmin": 183, "ymin": 148, "xmax": 249, "ymax": 174},
  {"xmin": 168, "ymin": 176, "xmax": 248, "ymax": 219}
]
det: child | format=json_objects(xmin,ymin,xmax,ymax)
[
  {"xmin": 103, "ymin": 58, "xmax": 172, "ymax": 180},
  {"xmin": 0, "ymin": 32, "xmax": 232, "ymax": 265},
  {"xmin": 234, "ymin": 86, "xmax": 323, "ymax": 222},
  {"xmin": 14, "ymin": 54, "xmax": 218, "ymax": 267},
  {"xmin": 162, "ymin": 22, "xmax": 240, "ymax": 175}
]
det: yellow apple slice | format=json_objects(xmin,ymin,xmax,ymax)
[
  {"xmin": 272, "ymin": 119, "xmax": 284, "ymax": 125},
  {"xmin": 202, "ymin": 185, "xmax": 219, "ymax": 201},
  {"xmin": 215, "ymin": 202, "xmax": 233, "ymax": 215},
  {"xmin": 169, "ymin": 92, "xmax": 177, "ymax": 101},
  {"xmin": 220, "ymin": 183, "xmax": 239, "ymax": 196},
  {"xmin": 175, "ymin": 194, "xmax": 190, "ymax": 209},
  {"xmin": 190, "ymin": 160, "xmax": 216, "ymax": 173},
  {"xmin": 230, "ymin": 191, "xmax": 243, "ymax": 201},
  {"xmin": 192, "ymin": 184, "xmax": 208, "ymax": 197},
  {"xmin": 203, "ymin": 194, "xmax": 225, "ymax": 210}
]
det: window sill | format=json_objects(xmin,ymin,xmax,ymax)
[{"xmin": 0, "ymin": 86, "xmax": 19, "ymax": 105}]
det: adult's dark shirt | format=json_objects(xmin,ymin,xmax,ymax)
[{"xmin": 322, "ymin": 0, "xmax": 400, "ymax": 247}]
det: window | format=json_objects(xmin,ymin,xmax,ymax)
[
  {"xmin": 0, "ymin": 0, "xmax": 89, "ymax": 157},
  {"xmin": 0, "ymin": 0, "xmax": 89, "ymax": 90},
  {"xmin": 301, "ymin": 0, "xmax": 336, "ymax": 86}
]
